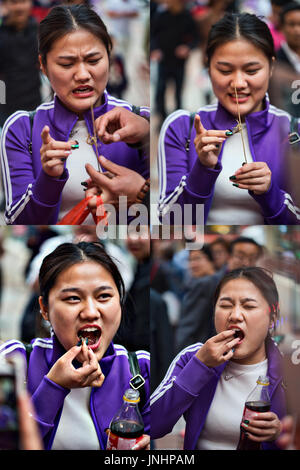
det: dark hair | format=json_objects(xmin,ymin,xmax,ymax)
[
  {"xmin": 213, "ymin": 267, "xmax": 280, "ymax": 324},
  {"xmin": 206, "ymin": 12, "xmax": 275, "ymax": 67},
  {"xmin": 39, "ymin": 4, "xmax": 113, "ymax": 66},
  {"xmin": 280, "ymin": 2, "xmax": 300, "ymax": 24},
  {"xmin": 229, "ymin": 236, "xmax": 262, "ymax": 256},
  {"xmin": 201, "ymin": 244, "xmax": 214, "ymax": 263},
  {"xmin": 39, "ymin": 241, "xmax": 125, "ymax": 308}
]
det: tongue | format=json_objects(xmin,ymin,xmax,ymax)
[{"xmin": 79, "ymin": 331, "xmax": 97, "ymax": 345}]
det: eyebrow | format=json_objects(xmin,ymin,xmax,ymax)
[
  {"xmin": 216, "ymin": 61, "xmax": 261, "ymax": 67},
  {"xmin": 58, "ymin": 52, "xmax": 102, "ymax": 60},
  {"xmin": 219, "ymin": 296, "xmax": 258, "ymax": 303},
  {"xmin": 60, "ymin": 286, "xmax": 114, "ymax": 293}
]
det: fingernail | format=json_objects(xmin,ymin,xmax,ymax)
[
  {"xmin": 225, "ymin": 130, "xmax": 233, "ymax": 136},
  {"xmin": 243, "ymin": 419, "xmax": 250, "ymax": 425},
  {"xmin": 232, "ymin": 183, "xmax": 239, "ymax": 188},
  {"xmin": 85, "ymin": 338, "xmax": 89, "ymax": 345},
  {"xmin": 81, "ymin": 181, "xmax": 88, "ymax": 187},
  {"xmin": 232, "ymin": 348, "xmax": 235, "ymax": 353},
  {"xmin": 71, "ymin": 140, "xmax": 79, "ymax": 149},
  {"xmin": 215, "ymin": 144, "xmax": 220, "ymax": 148},
  {"xmin": 242, "ymin": 162, "xmax": 247, "ymax": 166},
  {"xmin": 77, "ymin": 338, "xmax": 82, "ymax": 346},
  {"xmin": 229, "ymin": 175, "xmax": 236, "ymax": 180}
]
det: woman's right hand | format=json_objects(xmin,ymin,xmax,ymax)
[
  {"xmin": 46, "ymin": 341, "xmax": 105, "ymax": 389},
  {"xmin": 193, "ymin": 115, "xmax": 229, "ymax": 169},
  {"xmin": 40, "ymin": 126, "xmax": 75, "ymax": 178},
  {"xmin": 196, "ymin": 330, "xmax": 240, "ymax": 367}
]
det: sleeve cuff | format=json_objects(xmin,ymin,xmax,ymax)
[
  {"xmin": 32, "ymin": 168, "xmax": 69, "ymax": 206},
  {"xmin": 249, "ymin": 180, "xmax": 284, "ymax": 218},
  {"xmin": 186, "ymin": 158, "xmax": 222, "ymax": 197},
  {"xmin": 32, "ymin": 376, "xmax": 70, "ymax": 425}
]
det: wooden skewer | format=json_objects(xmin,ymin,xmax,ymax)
[
  {"xmin": 234, "ymin": 84, "xmax": 248, "ymax": 164},
  {"xmin": 90, "ymin": 102, "xmax": 103, "ymax": 173}
]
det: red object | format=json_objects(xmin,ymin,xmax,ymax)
[{"xmin": 57, "ymin": 195, "xmax": 108, "ymax": 226}]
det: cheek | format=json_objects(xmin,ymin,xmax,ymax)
[{"xmin": 214, "ymin": 310, "xmax": 227, "ymax": 332}]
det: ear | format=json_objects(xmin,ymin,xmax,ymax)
[
  {"xmin": 39, "ymin": 54, "xmax": 47, "ymax": 76},
  {"xmin": 269, "ymin": 56, "xmax": 276, "ymax": 78},
  {"xmin": 39, "ymin": 296, "xmax": 49, "ymax": 322}
]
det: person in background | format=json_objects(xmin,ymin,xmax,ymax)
[
  {"xmin": 175, "ymin": 236, "xmax": 263, "ymax": 353},
  {"xmin": 188, "ymin": 244, "xmax": 216, "ymax": 280},
  {"xmin": 210, "ymin": 237, "xmax": 230, "ymax": 271},
  {"xmin": 269, "ymin": 2, "xmax": 300, "ymax": 117},
  {"xmin": 151, "ymin": 0, "xmax": 199, "ymax": 127},
  {"xmin": 0, "ymin": 0, "xmax": 41, "ymax": 128},
  {"xmin": 115, "ymin": 231, "xmax": 150, "ymax": 352},
  {"xmin": 267, "ymin": 0, "xmax": 286, "ymax": 52}
]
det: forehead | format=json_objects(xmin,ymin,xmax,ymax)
[
  {"xmin": 53, "ymin": 261, "xmax": 116, "ymax": 288},
  {"xmin": 211, "ymin": 38, "xmax": 269, "ymax": 64},
  {"xmin": 232, "ymin": 242, "xmax": 259, "ymax": 255},
  {"xmin": 284, "ymin": 10, "xmax": 300, "ymax": 23},
  {"xmin": 48, "ymin": 28, "xmax": 106, "ymax": 57},
  {"xmin": 218, "ymin": 277, "xmax": 265, "ymax": 300}
]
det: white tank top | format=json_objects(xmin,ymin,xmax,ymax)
[{"xmin": 207, "ymin": 124, "xmax": 264, "ymax": 225}]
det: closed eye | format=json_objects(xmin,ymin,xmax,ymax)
[{"xmin": 64, "ymin": 295, "xmax": 81, "ymax": 302}]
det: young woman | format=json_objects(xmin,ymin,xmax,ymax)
[
  {"xmin": 157, "ymin": 12, "xmax": 300, "ymax": 225},
  {"xmin": 0, "ymin": 241, "xmax": 150, "ymax": 450},
  {"xmin": 150, "ymin": 267, "xmax": 286, "ymax": 450},
  {"xmin": 0, "ymin": 4, "xmax": 149, "ymax": 224}
]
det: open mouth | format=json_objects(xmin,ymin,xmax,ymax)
[
  {"xmin": 230, "ymin": 327, "xmax": 245, "ymax": 344},
  {"xmin": 72, "ymin": 86, "xmax": 94, "ymax": 97},
  {"xmin": 77, "ymin": 325, "xmax": 101, "ymax": 350}
]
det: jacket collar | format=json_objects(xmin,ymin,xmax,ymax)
[{"xmin": 212, "ymin": 95, "xmax": 273, "ymax": 137}]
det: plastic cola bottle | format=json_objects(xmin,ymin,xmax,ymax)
[
  {"xmin": 106, "ymin": 389, "xmax": 144, "ymax": 450},
  {"xmin": 237, "ymin": 375, "xmax": 271, "ymax": 450}
]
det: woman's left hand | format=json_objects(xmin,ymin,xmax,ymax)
[
  {"xmin": 132, "ymin": 434, "xmax": 150, "ymax": 450},
  {"xmin": 230, "ymin": 162, "xmax": 271, "ymax": 195},
  {"xmin": 241, "ymin": 411, "xmax": 282, "ymax": 442}
]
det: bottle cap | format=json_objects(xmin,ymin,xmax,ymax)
[
  {"xmin": 123, "ymin": 388, "xmax": 140, "ymax": 403},
  {"xmin": 256, "ymin": 375, "xmax": 270, "ymax": 386}
]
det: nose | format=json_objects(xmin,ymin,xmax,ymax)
[
  {"xmin": 80, "ymin": 298, "xmax": 100, "ymax": 321},
  {"xmin": 232, "ymin": 72, "xmax": 248, "ymax": 90},
  {"xmin": 228, "ymin": 304, "xmax": 244, "ymax": 323},
  {"xmin": 74, "ymin": 62, "xmax": 91, "ymax": 81}
]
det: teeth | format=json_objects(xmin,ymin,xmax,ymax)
[{"xmin": 80, "ymin": 327, "xmax": 98, "ymax": 332}]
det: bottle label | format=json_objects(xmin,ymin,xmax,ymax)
[
  {"xmin": 106, "ymin": 431, "xmax": 143, "ymax": 450},
  {"xmin": 242, "ymin": 406, "xmax": 258, "ymax": 422}
]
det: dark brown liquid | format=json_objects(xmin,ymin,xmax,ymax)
[
  {"xmin": 110, "ymin": 420, "xmax": 144, "ymax": 439},
  {"xmin": 245, "ymin": 401, "xmax": 271, "ymax": 413},
  {"xmin": 237, "ymin": 401, "xmax": 271, "ymax": 450}
]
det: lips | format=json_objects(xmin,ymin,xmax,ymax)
[
  {"xmin": 229, "ymin": 326, "xmax": 245, "ymax": 344},
  {"xmin": 228, "ymin": 93, "xmax": 250, "ymax": 103},
  {"xmin": 77, "ymin": 324, "xmax": 101, "ymax": 350},
  {"xmin": 72, "ymin": 85, "xmax": 94, "ymax": 97}
]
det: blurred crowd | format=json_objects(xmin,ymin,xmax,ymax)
[{"xmin": 150, "ymin": 0, "xmax": 300, "ymax": 128}]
